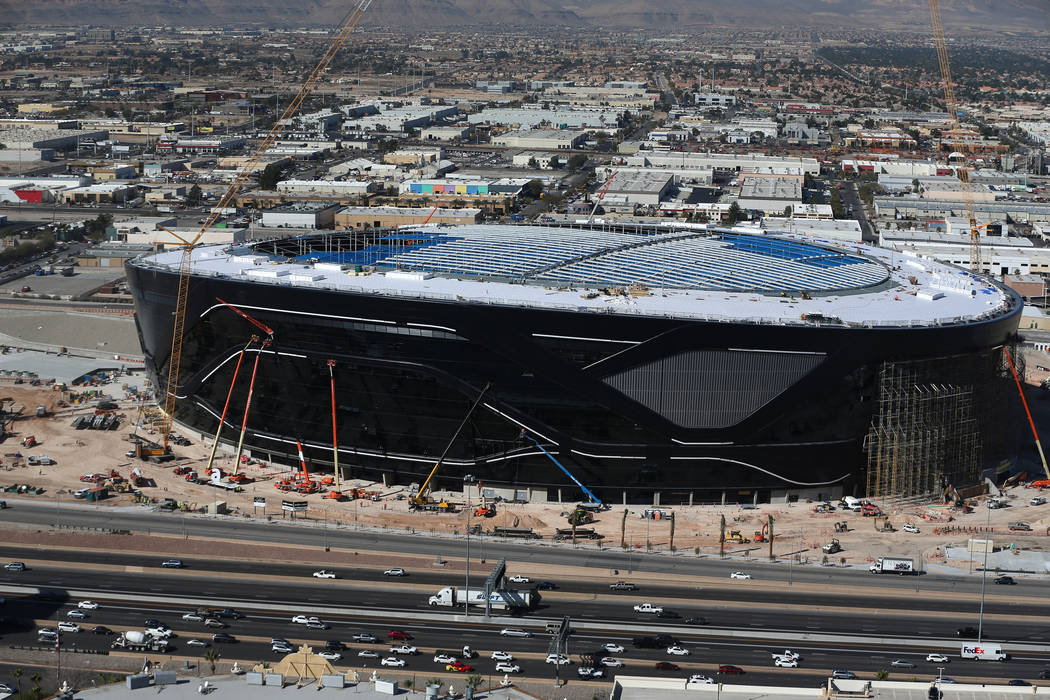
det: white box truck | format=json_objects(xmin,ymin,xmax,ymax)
[
  {"xmin": 869, "ymin": 557, "xmax": 915, "ymax": 575},
  {"xmin": 961, "ymin": 643, "xmax": 1006, "ymax": 661}
]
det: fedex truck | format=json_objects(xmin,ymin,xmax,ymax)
[{"xmin": 960, "ymin": 643, "xmax": 1006, "ymax": 661}]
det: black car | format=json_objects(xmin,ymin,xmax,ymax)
[
  {"xmin": 1039, "ymin": 670, "xmax": 1050, "ymax": 680},
  {"xmin": 213, "ymin": 608, "xmax": 241, "ymax": 619},
  {"xmin": 91, "ymin": 625, "xmax": 113, "ymax": 635},
  {"xmin": 655, "ymin": 610, "xmax": 680, "ymax": 619},
  {"xmin": 994, "ymin": 576, "xmax": 1016, "ymax": 585},
  {"xmin": 685, "ymin": 617, "xmax": 709, "ymax": 625},
  {"xmin": 1008, "ymin": 680, "xmax": 1031, "ymax": 687},
  {"xmin": 212, "ymin": 633, "xmax": 236, "ymax": 643},
  {"xmin": 634, "ymin": 634, "xmax": 676, "ymax": 649},
  {"xmin": 325, "ymin": 640, "xmax": 345, "ymax": 651},
  {"xmin": 957, "ymin": 627, "xmax": 979, "ymax": 638},
  {"xmin": 536, "ymin": 582, "xmax": 557, "ymax": 590},
  {"xmin": 144, "ymin": 619, "xmax": 163, "ymax": 628}
]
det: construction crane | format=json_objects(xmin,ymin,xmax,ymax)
[
  {"xmin": 155, "ymin": 0, "xmax": 373, "ymax": 454},
  {"xmin": 587, "ymin": 170, "xmax": 616, "ymax": 224},
  {"xmin": 409, "ymin": 382, "xmax": 490, "ymax": 510},
  {"xmin": 928, "ymin": 0, "xmax": 985, "ymax": 273}
]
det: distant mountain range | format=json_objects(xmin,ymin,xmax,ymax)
[{"xmin": 2, "ymin": 0, "xmax": 1047, "ymax": 31}]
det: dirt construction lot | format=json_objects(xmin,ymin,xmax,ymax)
[{"xmin": 3, "ymin": 377, "xmax": 1050, "ymax": 575}]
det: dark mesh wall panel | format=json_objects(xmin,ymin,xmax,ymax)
[{"xmin": 603, "ymin": 350, "xmax": 825, "ymax": 429}]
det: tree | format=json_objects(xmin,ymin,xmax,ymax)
[
  {"xmin": 567, "ymin": 154, "xmax": 586, "ymax": 171},
  {"xmin": 204, "ymin": 648, "xmax": 221, "ymax": 675},
  {"xmin": 527, "ymin": 156, "xmax": 539, "ymax": 169},
  {"xmin": 521, "ymin": 179, "xmax": 543, "ymax": 200},
  {"xmin": 549, "ymin": 155, "xmax": 560, "ymax": 169},
  {"xmin": 258, "ymin": 163, "xmax": 284, "ymax": 191},
  {"xmin": 875, "ymin": 669, "xmax": 889, "ymax": 681},
  {"xmin": 187, "ymin": 184, "xmax": 203, "ymax": 205},
  {"xmin": 12, "ymin": 668, "xmax": 22, "ymax": 697},
  {"xmin": 30, "ymin": 672, "xmax": 42, "ymax": 697},
  {"xmin": 465, "ymin": 673, "xmax": 483, "ymax": 691},
  {"xmin": 87, "ymin": 213, "xmax": 112, "ymax": 242},
  {"xmin": 783, "ymin": 205, "xmax": 793, "ymax": 218},
  {"xmin": 727, "ymin": 201, "xmax": 743, "ymax": 223}
]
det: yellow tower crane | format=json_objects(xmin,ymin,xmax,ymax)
[
  {"xmin": 928, "ymin": 0, "xmax": 986, "ymax": 273},
  {"xmin": 154, "ymin": 0, "xmax": 374, "ymax": 452}
]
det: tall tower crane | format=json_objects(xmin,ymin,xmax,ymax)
[
  {"xmin": 928, "ymin": 0, "xmax": 983, "ymax": 273},
  {"xmin": 155, "ymin": 0, "xmax": 373, "ymax": 452}
]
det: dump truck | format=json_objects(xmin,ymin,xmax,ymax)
[
  {"xmin": 112, "ymin": 631, "xmax": 169, "ymax": 652},
  {"xmin": 427, "ymin": 586, "xmax": 534, "ymax": 610},
  {"xmin": 869, "ymin": 557, "xmax": 915, "ymax": 575}
]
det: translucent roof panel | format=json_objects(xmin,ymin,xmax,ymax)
[{"xmin": 340, "ymin": 225, "xmax": 889, "ymax": 293}]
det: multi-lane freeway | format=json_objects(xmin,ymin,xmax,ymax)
[{"xmin": 1, "ymin": 501, "xmax": 1049, "ymax": 688}]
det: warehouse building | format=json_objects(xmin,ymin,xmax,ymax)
[
  {"xmin": 276, "ymin": 179, "xmax": 376, "ymax": 197},
  {"xmin": 260, "ymin": 203, "xmax": 340, "ymax": 229},
  {"xmin": 874, "ymin": 197, "xmax": 1050, "ymax": 225},
  {"xmin": 59, "ymin": 182, "xmax": 136, "ymax": 205},
  {"xmin": 420, "ymin": 125, "xmax": 471, "ymax": 141},
  {"xmin": 511, "ymin": 151, "xmax": 562, "ymax": 169},
  {"xmin": 627, "ymin": 152, "xmax": 820, "ymax": 176},
  {"xmin": 737, "ymin": 176, "xmax": 803, "ymax": 214},
  {"xmin": 604, "ymin": 171, "xmax": 674, "ymax": 206},
  {"xmin": 335, "ymin": 205, "xmax": 481, "ymax": 229},
  {"xmin": 155, "ymin": 136, "xmax": 246, "ymax": 155},
  {"xmin": 492, "ymin": 129, "xmax": 586, "ymax": 150},
  {"xmin": 761, "ymin": 216, "xmax": 863, "ymax": 243},
  {"xmin": 0, "ymin": 127, "xmax": 109, "ymax": 151}
]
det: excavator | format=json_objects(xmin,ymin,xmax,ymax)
[
  {"xmin": 409, "ymin": 383, "xmax": 490, "ymax": 512},
  {"xmin": 753, "ymin": 520, "xmax": 772, "ymax": 543}
]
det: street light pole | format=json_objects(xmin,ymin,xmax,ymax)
[
  {"xmin": 464, "ymin": 474, "xmax": 476, "ymax": 619},
  {"xmin": 977, "ymin": 502, "xmax": 991, "ymax": 643}
]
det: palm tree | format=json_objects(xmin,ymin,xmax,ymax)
[
  {"xmin": 204, "ymin": 648, "xmax": 221, "ymax": 675},
  {"xmin": 30, "ymin": 672, "xmax": 42, "ymax": 697},
  {"xmin": 875, "ymin": 669, "xmax": 889, "ymax": 681},
  {"xmin": 11, "ymin": 668, "xmax": 22, "ymax": 696},
  {"xmin": 465, "ymin": 673, "xmax": 483, "ymax": 690}
]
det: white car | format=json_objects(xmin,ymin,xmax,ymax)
[
  {"xmin": 601, "ymin": 643, "xmax": 625, "ymax": 653},
  {"xmin": 77, "ymin": 601, "xmax": 99, "ymax": 610},
  {"xmin": 390, "ymin": 644, "xmax": 418, "ymax": 655},
  {"xmin": 902, "ymin": 524, "xmax": 920, "ymax": 533},
  {"xmin": 358, "ymin": 650, "xmax": 380, "ymax": 658},
  {"xmin": 774, "ymin": 656, "xmax": 798, "ymax": 667},
  {"xmin": 1031, "ymin": 496, "xmax": 1047, "ymax": 506},
  {"xmin": 383, "ymin": 568, "xmax": 407, "ymax": 577},
  {"xmin": 66, "ymin": 610, "xmax": 88, "ymax": 619},
  {"xmin": 57, "ymin": 621, "xmax": 80, "ymax": 633},
  {"xmin": 688, "ymin": 675, "xmax": 714, "ymax": 685},
  {"xmin": 545, "ymin": 654, "xmax": 571, "ymax": 665},
  {"xmin": 186, "ymin": 639, "xmax": 209, "ymax": 647},
  {"xmin": 313, "ymin": 570, "xmax": 337, "ymax": 579},
  {"xmin": 599, "ymin": 657, "xmax": 624, "ymax": 667},
  {"xmin": 433, "ymin": 653, "xmax": 457, "ymax": 664},
  {"xmin": 730, "ymin": 571, "xmax": 751, "ymax": 579},
  {"xmin": 291, "ymin": 615, "xmax": 320, "ymax": 625},
  {"xmin": 507, "ymin": 575, "xmax": 531, "ymax": 583},
  {"xmin": 577, "ymin": 666, "xmax": 604, "ymax": 678},
  {"xmin": 182, "ymin": 613, "xmax": 204, "ymax": 622},
  {"xmin": 318, "ymin": 651, "xmax": 341, "ymax": 661},
  {"xmin": 380, "ymin": 657, "xmax": 405, "ymax": 667},
  {"xmin": 272, "ymin": 643, "xmax": 294, "ymax": 654},
  {"xmin": 499, "ymin": 628, "xmax": 533, "ymax": 638},
  {"xmin": 491, "ymin": 651, "xmax": 514, "ymax": 661},
  {"xmin": 926, "ymin": 653, "xmax": 950, "ymax": 663},
  {"xmin": 667, "ymin": 646, "xmax": 690, "ymax": 656},
  {"xmin": 495, "ymin": 662, "xmax": 522, "ymax": 673}
]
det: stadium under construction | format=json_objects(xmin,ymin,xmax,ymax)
[{"xmin": 125, "ymin": 223, "xmax": 1024, "ymax": 505}]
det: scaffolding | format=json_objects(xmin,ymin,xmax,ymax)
[{"xmin": 865, "ymin": 347, "xmax": 1018, "ymax": 499}]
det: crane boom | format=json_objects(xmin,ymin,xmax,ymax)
[
  {"xmin": 519, "ymin": 431, "xmax": 602, "ymax": 506},
  {"xmin": 410, "ymin": 382, "xmax": 490, "ymax": 507},
  {"xmin": 928, "ymin": 0, "xmax": 981, "ymax": 273},
  {"xmin": 158, "ymin": 0, "xmax": 373, "ymax": 450}
]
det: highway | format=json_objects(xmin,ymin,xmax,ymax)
[{"xmin": 1, "ymin": 502, "xmax": 1049, "ymax": 687}]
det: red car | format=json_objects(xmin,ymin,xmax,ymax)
[
  {"xmin": 655, "ymin": 662, "xmax": 680, "ymax": 671},
  {"xmin": 80, "ymin": 473, "xmax": 102, "ymax": 483},
  {"xmin": 446, "ymin": 662, "xmax": 473, "ymax": 672},
  {"xmin": 388, "ymin": 631, "xmax": 412, "ymax": 641},
  {"xmin": 718, "ymin": 665, "xmax": 744, "ymax": 675}
]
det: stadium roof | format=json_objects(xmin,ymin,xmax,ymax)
[{"xmin": 139, "ymin": 224, "xmax": 1017, "ymax": 329}]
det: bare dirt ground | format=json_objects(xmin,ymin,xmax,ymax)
[{"xmin": 4, "ymin": 377, "xmax": 1050, "ymax": 575}]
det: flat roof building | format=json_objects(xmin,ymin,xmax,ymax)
[
  {"xmin": 260, "ymin": 203, "xmax": 339, "ymax": 230},
  {"xmin": 605, "ymin": 171, "xmax": 674, "ymax": 206},
  {"xmin": 335, "ymin": 205, "xmax": 481, "ymax": 230},
  {"xmin": 492, "ymin": 129, "xmax": 586, "ymax": 150}
]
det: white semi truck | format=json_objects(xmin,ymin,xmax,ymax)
[
  {"xmin": 427, "ymin": 586, "xmax": 534, "ymax": 610},
  {"xmin": 868, "ymin": 557, "xmax": 915, "ymax": 575}
]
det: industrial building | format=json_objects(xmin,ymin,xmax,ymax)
[
  {"xmin": 760, "ymin": 217, "xmax": 863, "ymax": 243},
  {"xmin": 419, "ymin": 125, "xmax": 471, "ymax": 142},
  {"xmin": 511, "ymin": 151, "xmax": 562, "ymax": 169},
  {"xmin": 603, "ymin": 171, "xmax": 674, "ymax": 206},
  {"xmin": 627, "ymin": 152, "xmax": 820, "ymax": 176},
  {"xmin": 59, "ymin": 182, "xmax": 136, "ymax": 205},
  {"xmin": 334, "ymin": 205, "xmax": 481, "ymax": 229},
  {"xmin": 491, "ymin": 129, "xmax": 586, "ymax": 150},
  {"xmin": 873, "ymin": 197, "xmax": 1050, "ymax": 225},
  {"xmin": 468, "ymin": 107, "xmax": 625, "ymax": 131},
  {"xmin": 260, "ymin": 203, "xmax": 339, "ymax": 229},
  {"xmin": 737, "ymin": 175, "xmax": 803, "ymax": 214},
  {"xmin": 276, "ymin": 180, "xmax": 376, "ymax": 197},
  {"xmin": 127, "ymin": 223, "xmax": 1022, "ymax": 504},
  {"xmin": 155, "ymin": 136, "xmax": 246, "ymax": 155},
  {"xmin": 0, "ymin": 126, "xmax": 109, "ymax": 151}
]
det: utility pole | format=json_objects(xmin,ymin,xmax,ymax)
[{"xmin": 464, "ymin": 474, "xmax": 476, "ymax": 618}]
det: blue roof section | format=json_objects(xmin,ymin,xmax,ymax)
[{"xmin": 299, "ymin": 225, "xmax": 889, "ymax": 293}]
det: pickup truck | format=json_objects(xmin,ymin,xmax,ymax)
[
  {"xmin": 312, "ymin": 570, "xmax": 337, "ymax": 579},
  {"xmin": 1009, "ymin": 522, "xmax": 1033, "ymax": 531},
  {"xmin": 633, "ymin": 603, "xmax": 663, "ymax": 614},
  {"xmin": 610, "ymin": 581, "xmax": 637, "ymax": 591}
]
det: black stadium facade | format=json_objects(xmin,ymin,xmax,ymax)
[{"xmin": 126, "ymin": 224, "xmax": 1024, "ymax": 504}]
